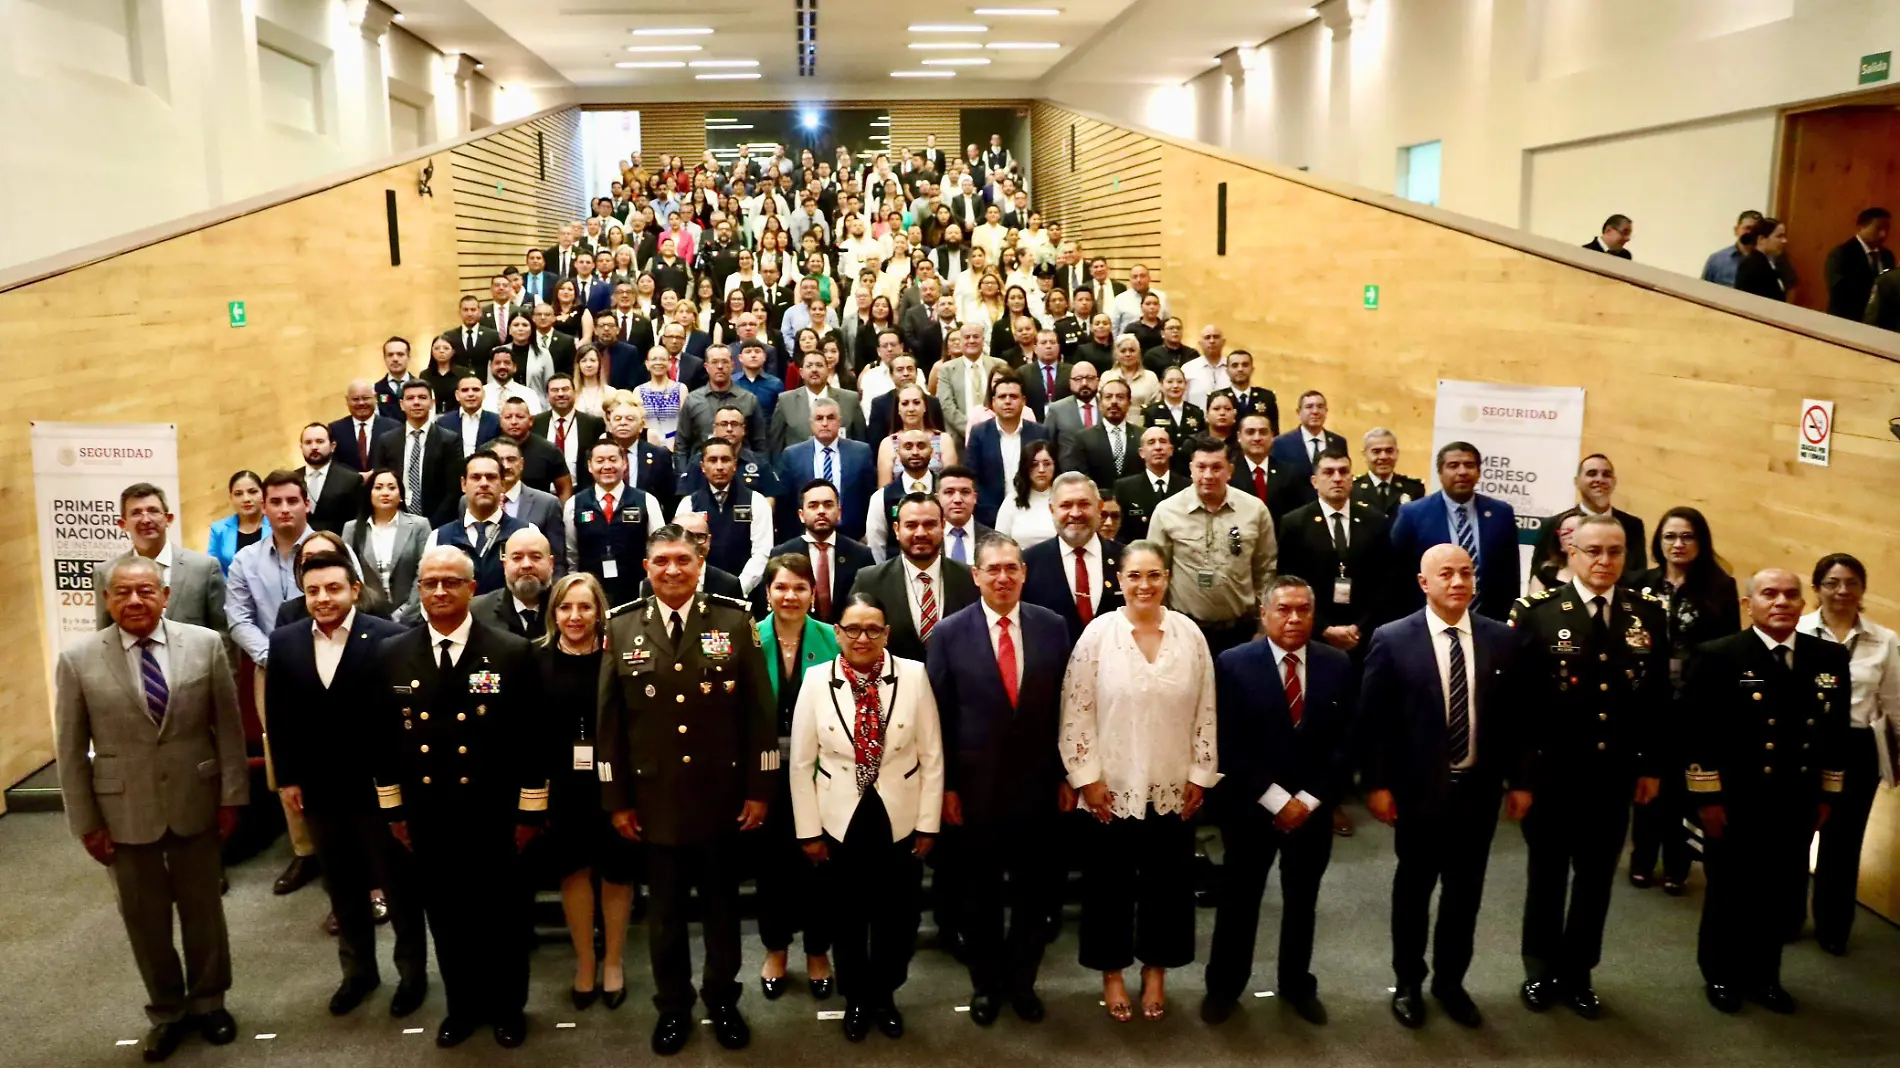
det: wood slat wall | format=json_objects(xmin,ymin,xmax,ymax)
[
  {"xmin": 0, "ymin": 156, "xmax": 463, "ymax": 803},
  {"xmin": 619, "ymin": 100, "xmax": 1018, "ymax": 172},
  {"xmin": 1028, "ymin": 101, "xmax": 1165, "ymax": 280},
  {"xmin": 450, "ymin": 110, "xmax": 588, "ymax": 298}
]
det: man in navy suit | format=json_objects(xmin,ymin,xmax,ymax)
[
  {"xmin": 765, "ymin": 480, "xmax": 874, "ymax": 624},
  {"xmin": 329, "ymin": 380, "xmax": 401, "ymax": 474},
  {"xmin": 1361, "ymin": 544, "xmax": 1531, "ymax": 1030},
  {"xmin": 436, "ymin": 376, "xmax": 503, "ymax": 457},
  {"xmin": 1388, "ymin": 441, "xmax": 1520, "ymax": 620},
  {"xmin": 1021, "ymin": 473, "xmax": 1122, "ymax": 643},
  {"xmin": 1202, "ymin": 577, "xmax": 1356, "ymax": 1026},
  {"xmin": 925, "ymin": 532, "xmax": 1073, "ymax": 1026},
  {"xmin": 1267, "ymin": 391, "xmax": 1349, "ymax": 506},
  {"xmin": 964, "ymin": 377, "xmax": 1051, "ymax": 527},
  {"xmin": 774, "ymin": 399, "xmax": 874, "ymax": 541}
]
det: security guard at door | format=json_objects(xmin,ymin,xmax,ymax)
[
  {"xmin": 1507, "ymin": 515, "xmax": 1668, "ymax": 1018},
  {"xmin": 598, "ymin": 522, "xmax": 777, "ymax": 1055}
]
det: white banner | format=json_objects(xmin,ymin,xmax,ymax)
[
  {"xmin": 31, "ymin": 423, "xmax": 181, "ymax": 670},
  {"xmin": 1430, "ymin": 381, "xmax": 1587, "ymax": 585}
]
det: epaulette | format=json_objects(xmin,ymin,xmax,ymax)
[
  {"xmin": 708, "ymin": 593, "xmax": 753, "ymax": 612},
  {"xmin": 1515, "ymin": 588, "xmax": 1556, "ymax": 608},
  {"xmin": 1637, "ymin": 586, "xmax": 1668, "ymax": 606},
  {"xmin": 607, "ymin": 596, "xmax": 650, "ymax": 619}
]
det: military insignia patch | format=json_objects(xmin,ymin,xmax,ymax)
[
  {"xmin": 1816, "ymin": 673, "xmax": 1839, "ymax": 689},
  {"xmin": 469, "ymin": 671, "xmax": 502, "ymax": 694},
  {"xmin": 701, "ymin": 631, "xmax": 733, "ymax": 658},
  {"xmin": 1625, "ymin": 629, "xmax": 1651, "ymax": 651}
]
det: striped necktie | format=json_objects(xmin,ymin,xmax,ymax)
[{"xmin": 138, "ymin": 638, "xmax": 169, "ymax": 725}]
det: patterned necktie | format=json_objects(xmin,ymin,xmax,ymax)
[
  {"xmin": 1446, "ymin": 626, "xmax": 1470, "ymax": 765},
  {"xmin": 138, "ymin": 638, "xmax": 168, "ymax": 725},
  {"xmin": 1453, "ymin": 503, "xmax": 1479, "ymax": 567},
  {"xmin": 822, "ymin": 446, "xmax": 835, "ymax": 484},
  {"xmin": 917, "ymin": 573, "xmax": 938, "ymax": 640},
  {"xmin": 1108, "ymin": 425, "xmax": 1124, "ymax": 471},
  {"xmin": 997, "ymin": 617, "xmax": 1019, "ymax": 706},
  {"xmin": 405, "ymin": 429, "xmax": 424, "ymax": 514},
  {"xmin": 1073, "ymin": 548, "xmax": 1093, "ymax": 624},
  {"xmin": 1283, "ymin": 652, "xmax": 1303, "ymax": 726}
]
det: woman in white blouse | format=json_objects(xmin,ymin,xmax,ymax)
[
  {"xmin": 342, "ymin": 468, "xmax": 430, "ymax": 622},
  {"xmin": 992, "ymin": 440, "xmax": 1058, "ymax": 550},
  {"xmin": 1060, "ymin": 540, "xmax": 1218, "ymax": 1023},
  {"xmin": 1798, "ymin": 552, "xmax": 1900, "ymax": 955}
]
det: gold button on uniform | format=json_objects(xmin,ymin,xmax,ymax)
[
  {"xmin": 460, "ymin": 776, "xmax": 469, "ymax": 784},
  {"xmin": 420, "ymin": 745, "xmax": 430, "ymax": 753},
  {"xmin": 1766, "ymin": 743, "xmax": 1775, "ymax": 750},
  {"xmin": 457, "ymin": 713, "xmax": 467, "ymax": 721},
  {"xmin": 458, "ymin": 746, "xmax": 468, "ymax": 754},
  {"xmin": 682, "ymin": 755, "xmax": 692, "ymax": 764},
  {"xmin": 1596, "ymin": 742, "xmax": 1606, "ymax": 751},
  {"xmin": 678, "ymin": 725, "xmax": 688, "ymax": 734},
  {"xmin": 1599, "ymin": 683, "xmax": 1609, "ymax": 692},
  {"xmin": 1599, "ymin": 653, "xmax": 1608, "ymax": 662},
  {"xmin": 1598, "ymin": 713, "xmax": 1608, "ymax": 721},
  {"xmin": 1752, "ymin": 692, "xmax": 1763, "ymax": 701},
  {"xmin": 676, "ymin": 694, "xmax": 686, "ymax": 704},
  {"xmin": 420, "ymin": 712, "xmax": 429, "ymax": 720},
  {"xmin": 675, "ymin": 663, "xmax": 684, "ymax": 672},
  {"xmin": 422, "ymin": 776, "xmax": 432, "ymax": 784}
]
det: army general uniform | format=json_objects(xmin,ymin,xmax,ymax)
[
  {"xmin": 1681, "ymin": 628, "xmax": 1849, "ymax": 993},
  {"xmin": 1509, "ymin": 582, "xmax": 1668, "ymax": 990},
  {"xmin": 373, "ymin": 618, "xmax": 545, "ymax": 1026},
  {"xmin": 597, "ymin": 593, "xmax": 778, "ymax": 1014}
]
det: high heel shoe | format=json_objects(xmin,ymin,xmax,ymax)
[
  {"xmin": 760, "ymin": 975, "xmax": 789, "ymax": 1000},
  {"xmin": 1140, "ymin": 969, "xmax": 1167, "ymax": 1020},
  {"xmin": 1103, "ymin": 976, "xmax": 1134, "ymax": 1023},
  {"xmin": 600, "ymin": 964, "xmax": 627, "ymax": 1010},
  {"xmin": 571, "ymin": 986, "xmax": 600, "ymax": 1010},
  {"xmin": 809, "ymin": 976, "xmax": 834, "ymax": 1000}
]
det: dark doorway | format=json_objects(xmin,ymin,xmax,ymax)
[
  {"xmin": 960, "ymin": 106, "xmax": 1031, "ymax": 189},
  {"xmin": 1774, "ymin": 104, "xmax": 1900, "ymax": 313}
]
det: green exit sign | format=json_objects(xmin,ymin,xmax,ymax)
[
  {"xmin": 1363, "ymin": 284, "xmax": 1380, "ymax": 310},
  {"xmin": 228, "ymin": 301, "xmax": 247, "ymax": 328},
  {"xmin": 1862, "ymin": 51, "xmax": 1892, "ymax": 85}
]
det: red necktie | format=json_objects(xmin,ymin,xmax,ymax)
[
  {"xmin": 356, "ymin": 423, "xmax": 368, "ymax": 467},
  {"xmin": 1284, "ymin": 652, "xmax": 1304, "ymax": 726},
  {"xmin": 918, "ymin": 574, "xmax": 938, "ymax": 641},
  {"xmin": 1073, "ymin": 548, "xmax": 1093, "ymax": 624},
  {"xmin": 601, "ymin": 490, "xmax": 615, "ymax": 522},
  {"xmin": 1044, "ymin": 363, "xmax": 1055, "ymax": 397},
  {"xmin": 1253, "ymin": 464, "xmax": 1268, "ymax": 500},
  {"xmin": 813, "ymin": 540, "xmax": 832, "ymax": 620},
  {"xmin": 554, "ymin": 415, "xmax": 568, "ymax": 453},
  {"xmin": 1082, "ymin": 403, "xmax": 1095, "ymax": 428},
  {"xmin": 997, "ymin": 617, "xmax": 1019, "ymax": 707}
]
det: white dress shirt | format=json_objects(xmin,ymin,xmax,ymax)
[
  {"xmin": 547, "ymin": 411, "xmax": 581, "ymax": 478},
  {"xmin": 456, "ymin": 410, "xmax": 485, "ymax": 457},
  {"xmin": 426, "ymin": 613, "xmax": 474, "ymax": 668},
  {"xmin": 996, "ymin": 422, "xmax": 1024, "ymax": 485},
  {"xmin": 1260, "ymin": 639, "xmax": 1323, "ymax": 814},
  {"xmin": 1298, "ymin": 429, "xmax": 1329, "ymax": 463},
  {"xmin": 312, "ymin": 608, "xmax": 357, "ymax": 688},
  {"xmin": 304, "ymin": 462, "xmax": 330, "ymax": 504},
  {"xmin": 901, "ymin": 555, "xmax": 945, "ymax": 635},
  {"xmin": 1318, "ymin": 499, "xmax": 1351, "ymax": 548},
  {"xmin": 1798, "ymin": 611, "xmax": 1900, "ymax": 731},
  {"xmin": 482, "ymin": 380, "xmax": 544, "ymax": 416},
  {"xmin": 994, "ymin": 489, "xmax": 1056, "ymax": 550},
  {"xmin": 1429, "ymin": 605, "xmax": 1478, "ymax": 768},
  {"xmin": 120, "ymin": 623, "xmax": 171, "ymax": 713},
  {"xmin": 1181, "ymin": 355, "xmax": 1230, "ymax": 410},
  {"xmin": 981, "ymin": 601, "xmax": 1024, "ymax": 682}
]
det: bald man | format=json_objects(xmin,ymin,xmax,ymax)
[
  {"xmin": 470, "ymin": 528, "xmax": 556, "ymax": 639},
  {"xmin": 1361, "ymin": 544, "xmax": 1531, "ymax": 1030},
  {"xmin": 329, "ymin": 379, "xmax": 401, "ymax": 473}
]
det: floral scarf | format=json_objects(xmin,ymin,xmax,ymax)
[{"xmin": 840, "ymin": 655, "xmax": 887, "ymax": 794}]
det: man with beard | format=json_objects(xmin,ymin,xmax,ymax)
[
  {"xmin": 768, "ymin": 479, "xmax": 874, "ymax": 624},
  {"xmin": 1042, "ymin": 361, "xmax": 1098, "ymax": 462},
  {"xmin": 470, "ymin": 528, "xmax": 556, "ymax": 639},
  {"xmin": 867, "ymin": 430, "xmax": 941, "ymax": 563}
]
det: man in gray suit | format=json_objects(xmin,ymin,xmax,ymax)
[
  {"xmin": 57, "ymin": 556, "xmax": 248, "ymax": 1062},
  {"xmin": 1040, "ymin": 361, "xmax": 1099, "ymax": 463},
  {"xmin": 935, "ymin": 324, "xmax": 1004, "ymax": 443},
  {"xmin": 92, "ymin": 484, "xmax": 227, "ymax": 633},
  {"xmin": 768, "ymin": 347, "xmax": 867, "ymax": 452}
]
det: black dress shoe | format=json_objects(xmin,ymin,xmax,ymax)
[
  {"xmin": 760, "ymin": 975, "xmax": 788, "ymax": 1000},
  {"xmin": 1662, "ymin": 879, "xmax": 1687, "ymax": 897},
  {"xmin": 842, "ymin": 1003, "xmax": 872, "ymax": 1042},
  {"xmin": 1567, "ymin": 985, "xmax": 1603, "ymax": 1019},
  {"xmin": 877, "ymin": 1003, "xmax": 905, "ymax": 1038},
  {"xmin": 1011, "ymin": 990, "xmax": 1045, "ymax": 1022},
  {"xmin": 1434, "ymin": 987, "xmax": 1483, "ymax": 1028},
  {"xmin": 651, "ymin": 1011, "xmax": 692, "ymax": 1056},
  {"xmin": 1628, "ymin": 870, "xmax": 1655, "ymax": 889},
  {"xmin": 1199, "ymin": 996, "xmax": 1239, "ymax": 1025},
  {"xmin": 198, "ymin": 1009, "xmax": 237, "ymax": 1045},
  {"xmin": 1705, "ymin": 983, "xmax": 1742, "ymax": 1014},
  {"xmin": 1753, "ymin": 984, "xmax": 1797, "ymax": 1015},
  {"xmin": 969, "ymin": 994, "xmax": 1001, "ymax": 1026},
  {"xmin": 437, "ymin": 1015, "xmax": 480, "ymax": 1048},
  {"xmin": 1519, "ymin": 978, "xmax": 1560, "ymax": 1012},
  {"xmin": 493, "ymin": 1013, "xmax": 527, "ymax": 1047},
  {"xmin": 710, "ymin": 1004, "xmax": 750, "ymax": 1050},
  {"xmin": 1391, "ymin": 985, "xmax": 1427, "ymax": 1029},
  {"xmin": 1286, "ymin": 994, "xmax": 1328, "ymax": 1025},
  {"xmin": 141, "ymin": 1021, "xmax": 189, "ymax": 1063},
  {"xmin": 937, "ymin": 928, "xmax": 968, "ymax": 961},
  {"xmin": 571, "ymin": 986, "xmax": 600, "ymax": 1010},
  {"xmin": 601, "ymin": 986, "xmax": 627, "ymax": 1010},
  {"xmin": 389, "ymin": 981, "xmax": 426, "ymax": 1018},
  {"xmin": 1817, "ymin": 936, "xmax": 1848, "ymax": 957},
  {"xmin": 809, "ymin": 976, "xmax": 834, "ymax": 1000},
  {"xmin": 273, "ymin": 855, "xmax": 321, "ymax": 895},
  {"xmin": 329, "ymin": 977, "xmax": 381, "ymax": 1016}
]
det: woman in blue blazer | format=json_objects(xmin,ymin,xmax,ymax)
[
  {"xmin": 206, "ymin": 470, "xmax": 270, "ymax": 575},
  {"xmin": 754, "ymin": 553, "xmax": 842, "ymax": 1001}
]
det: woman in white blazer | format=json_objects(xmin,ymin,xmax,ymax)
[{"xmin": 788, "ymin": 594, "xmax": 944, "ymax": 1042}]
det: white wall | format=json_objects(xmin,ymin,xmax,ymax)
[{"xmin": 0, "ymin": 0, "xmax": 563, "ymax": 273}]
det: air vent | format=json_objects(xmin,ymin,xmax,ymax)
[{"xmin": 796, "ymin": 0, "xmax": 817, "ymax": 76}]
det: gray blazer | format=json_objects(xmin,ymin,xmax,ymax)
[
  {"xmin": 55, "ymin": 621, "xmax": 248, "ymax": 844},
  {"xmin": 1043, "ymin": 395, "xmax": 1087, "ymax": 459},
  {"xmin": 936, "ymin": 355, "xmax": 1005, "ymax": 442},
  {"xmin": 91, "ymin": 547, "xmax": 227, "ymax": 633},
  {"xmin": 769, "ymin": 385, "xmax": 867, "ymax": 452},
  {"xmin": 342, "ymin": 513, "xmax": 431, "ymax": 622}
]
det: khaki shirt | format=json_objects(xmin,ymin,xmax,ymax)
[{"xmin": 1146, "ymin": 486, "xmax": 1277, "ymax": 624}]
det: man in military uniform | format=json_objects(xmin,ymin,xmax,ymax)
[
  {"xmin": 1351, "ymin": 428, "xmax": 1426, "ymax": 517},
  {"xmin": 1682, "ymin": 568, "xmax": 1849, "ymax": 1015},
  {"xmin": 598, "ymin": 524, "xmax": 777, "ymax": 1055},
  {"xmin": 374, "ymin": 545, "xmax": 544, "ymax": 1049},
  {"xmin": 1205, "ymin": 348, "xmax": 1278, "ymax": 436},
  {"xmin": 1507, "ymin": 516, "xmax": 1668, "ymax": 1018}
]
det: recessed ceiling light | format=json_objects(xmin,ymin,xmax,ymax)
[
  {"xmin": 707, "ymin": 124, "xmax": 755, "ymax": 131},
  {"xmin": 705, "ymin": 117, "xmax": 739, "ymax": 123},
  {"xmin": 390, "ymin": 12, "xmax": 405, "ymax": 22},
  {"xmin": 630, "ymin": 27, "xmax": 714, "ymax": 36},
  {"xmin": 986, "ymin": 41, "xmax": 1060, "ymax": 49},
  {"xmin": 616, "ymin": 60, "xmax": 686, "ymax": 68},
  {"xmin": 688, "ymin": 59, "xmax": 759, "ymax": 68},
  {"xmin": 625, "ymin": 44, "xmax": 701, "ymax": 52},
  {"xmin": 973, "ymin": 7, "xmax": 1061, "ymax": 13},
  {"xmin": 922, "ymin": 57, "xmax": 991, "ymax": 65},
  {"xmin": 891, "ymin": 70, "xmax": 957, "ymax": 78},
  {"xmin": 696, "ymin": 72, "xmax": 761, "ymax": 80},
  {"xmin": 869, "ymin": 120, "xmax": 891, "ymax": 126},
  {"xmin": 910, "ymin": 23, "xmax": 987, "ymax": 32},
  {"xmin": 473, "ymin": 62, "xmax": 486, "ymax": 70},
  {"xmin": 908, "ymin": 42, "xmax": 982, "ymax": 50}
]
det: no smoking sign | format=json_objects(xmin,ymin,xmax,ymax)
[{"xmin": 1798, "ymin": 398, "xmax": 1834, "ymax": 467}]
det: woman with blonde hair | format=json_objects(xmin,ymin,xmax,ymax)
[{"xmin": 572, "ymin": 344, "xmax": 611, "ymax": 418}]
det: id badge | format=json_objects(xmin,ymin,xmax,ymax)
[
  {"xmin": 1196, "ymin": 570, "xmax": 1215, "ymax": 588},
  {"xmin": 602, "ymin": 559, "xmax": 619, "ymax": 579},
  {"xmin": 1333, "ymin": 577, "xmax": 1353, "ymax": 605},
  {"xmin": 573, "ymin": 744, "xmax": 595, "ymax": 771}
]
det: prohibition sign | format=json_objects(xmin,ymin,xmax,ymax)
[{"xmin": 1801, "ymin": 404, "xmax": 1830, "ymax": 445}]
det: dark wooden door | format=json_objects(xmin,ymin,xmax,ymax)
[{"xmin": 1775, "ymin": 106, "xmax": 1900, "ymax": 313}]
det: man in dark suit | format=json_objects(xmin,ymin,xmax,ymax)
[
  {"xmin": 1822, "ymin": 207, "xmax": 1891, "ymax": 319},
  {"xmin": 330, "ymin": 381, "xmax": 401, "ymax": 474},
  {"xmin": 1532, "ymin": 453, "xmax": 1648, "ymax": 576},
  {"xmin": 906, "ymin": 293, "xmax": 958, "ymax": 377},
  {"xmin": 965, "ymin": 378, "xmax": 1052, "ymax": 528},
  {"xmin": 468, "ymin": 528, "xmax": 555, "ymax": 639},
  {"xmin": 1202, "ymin": 577, "xmax": 1357, "ymax": 1026},
  {"xmin": 1389, "ymin": 442, "xmax": 1521, "ymax": 621},
  {"xmin": 372, "ymin": 381, "xmax": 463, "ymax": 523},
  {"xmin": 532, "ymin": 379, "xmax": 606, "ymax": 493},
  {"xmin": 478, "ymin": 275, "xmax": 524, "ymax": 339},
  {"xmin": 1361, "ymin": 543, "xmax": 1530, "ymax": 1030},
  {"xmin": 372, "ymin": 545, "xmax": 543, "ymax": 1049},
  {"xmin": 300, "ymin": 423, "xmax": 365, "ymax": 536},
  {"xmin": 437, "ymin": 377, "xmax": 503, "ymax": 458},
  {"xmin": 442, "ymin": 296, "xmax": 502, "ymax": 380},
  {"xmin": 1582, "ymin": 215, "xmax": 1634, "ymax": 259},
  {"xmin": 865, "ymin": 355, "xmax": 944, "ymax": 445},
  {"xmin": 1234, "ymin": 412, "xmax": 1304, "ymax": 521},
  {"xmin": 774, "ymin": 403, "xmax": 876, "ymax": 541},
  {"xmin": 528, "ymin": 302, "xmax": 577, "ymax": 376},
  {"xmin": 422, "ymin": 451, "xmax": 531, "ymax": 595},
  {"xmin": 1112, "ymin": 427, "xmax": 1187, "ymax": 544},
  {"xmin": 926, "ymin": 532, "xmax": 1072, "ymax": 1026},
  {"xmin": 544, "ymin": 227, "xmax": 582, "ymax": 279},
  {"xmin": 1015, "ymin": 329, "xmax": 1072, "ymax": 421},
  {"xmin": 849, "ymin": 493, "xmax": 977, "ymax": 662},
  {"xmin": 1278, "ymin": 448, "xmax": 1396, "ymax": 658},
  {"xmin": 373, "ymin": 338, "xmax": 418, "ymax": 421},
  {"xmin": 1083, "ymin": 258, "xmax": 1124, "ymax": 319},
  {"xmin": 1268, "ymin": 391, "xmax": 1349, "ymax": 505},
  {"xmin": 1352, "ymin": 428, "xmax": 1427, "ymax": 517},
  {"xmin": 767, "ymin": 480, "xmax": 874, "ymax": 623},
  {"xmin": 1021, "ymin": 473, "xmax": 1123, "ymax": 643},
  {"xmin": 265, "ymin": 552, "xmax": 424, "ymax": 1018}
]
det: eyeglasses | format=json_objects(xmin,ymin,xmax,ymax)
[
  {"xmin": 1659, "ymin": 531, "xmax": 1698, "ymax": 544},
  {"xmin": 838, "ymin": 625, "xmax": 888, "ymax": 640},
  {"xmin": 976, "ymin": 563, "xmax": 1024, "ymax": 578},
  {"xmin": 418, "ymin": 578, "xmax": 471, "ymax": 591},
  {"xmin": 1819, "ymin": 578, "xmax": 1864, "ymax": 592}
]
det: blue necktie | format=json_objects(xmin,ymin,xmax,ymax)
[
  {"xmin": 1452, "ymin": 503, "xmax": 1479, "ymax": 565},
  {"xmin": 949, "ymin": 526, "xmax": 967, "ymax": 563},
  {"xmin": 822, "ymin": 446, "xmax": 835, "ymax": 484},
  {"xmin": 138, "ymin": 638, "xmax": 168, "ymax": 725}
]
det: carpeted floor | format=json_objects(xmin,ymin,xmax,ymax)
[{"xmin": 2, "ymin": 806, "xmax": 1894, "ymax": 1067}]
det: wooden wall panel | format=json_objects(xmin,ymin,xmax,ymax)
[
  {"xmin": 450, "ymin": 110, "xmax": 588, "ymax": 298},
  {"xmin": 617, "ymin": 99, "xmax": 1020, "ymax": 172},
  {"xmin": 1029, "ymin": 102, "xmax": 1166, "ymax": 280},
  {"xmin": 0, "ymin": 157, "xmax": 463, "ymax": 800},
  {"xmin": 888, "ymin": 102, "xmax": 961, "ymax": 164}
]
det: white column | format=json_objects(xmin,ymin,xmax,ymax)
[
  {"xmin": 1314, "ymin": 0, "xmax": 1360, "ymax": 181},
  {"xmin": 1217, "ymin": 46, "xmax": 1255, "ymax": 155},
  {"xmin": 343, "ymin": 0, "xmax": 396, "ymax": 156},
  {"xmin": 449, "ymin": 52, "xmax": 480, "ymax": 136}
]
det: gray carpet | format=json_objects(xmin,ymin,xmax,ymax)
[{"xmin": 2, "ymin": 807, "xmax": 1894, "ymax": 1067}]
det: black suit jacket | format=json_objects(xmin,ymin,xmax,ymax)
[
  {"xmin": 1016, "ymin": 360, "xmax": 1073, "ymax": 420},
  {"xmin": 1058, "ymin": 422, "xmax": 1141, "ymax": 487},
  {"xmin": 848, "ymin": 556, "xmax": 977, "ymax": 662},
  {"xmin": 327, "ymin": 415, "xmax": 400, "ymax": 473},
  {"xmin": 1823, "ymin": 236, "xmax": 1895, "ymax": 319},
  {"xmin": 1681, "ymin": 630, "xmax": 1850, "ymax": 809},
  {"xmin": 924, "ymin": 601, "xmax": 1070, "ymax": 827},
  {"xmin": 441, "ymin": 324, "xmax": 503, "ymax": 379},
  {"xmin": 1022, "ymin": 535, "xmax": 1124, "ymax": 643},
  {"xmin": 306, "ymin": 464, "xmax": 363, "ymax": 535},
  {"xmin": 1212, "ymin": 638, "xmax": 1357, "ymax": 820},
  {"xmin": 1112, "ymin": 469, "xmax": 1186, "ymax": 543},
  {"xmin": 368, "ymin": 423, "xmax": 463, "ymax": 523},
  {"xmin": 764, "ymin": 535, "xmax": 874, "ymax": 623},
  {"xmin": 1350, "ymin": 473, "xmax": 1427, "ymax": 517},
  {"xmin": 471, "ymin": 588, "xmax": 551, "ymax": 640},
  {"xmin": 1232, "ymin": 455, "xmax": 1304, "ymax": 521},
  {"xmin": 265, "ymin": 613, "xmax": 408, "ymax": 808},
  {"xmin": 1275, "ymin": 500, "xmax": 1396, "ymax": 635},
  {"xmin": 1533, "ymin": 506, "xmax": 1649, "ymax": 576},
  {"xmin": 866, "ymin": 390, "xmax": 944, "ymax": 447},
  {"xmin": 532, "ymin": 410, "xmax": 607, "ymax": 490}
]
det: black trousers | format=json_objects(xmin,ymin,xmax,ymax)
[
  {"xmin": 1628, "ymin": 770, "xmax": 1693, "ymax": 882},
  {"xmin": 928, "ymin": 825, "xmax": 966, "ymax": 940},
  {"xmin": 1519, "ymin": 774, "xmax": 1632, "ymax": 984},
  {"xmin": 1205, "ymin": 807, "xmax": 1334, "ymax": 1002},
  {"xmin": 960, "ymin": 814, "xmax": 1061, "ymax": 998},
  {"xmin": 305, "ymin": 797, "xmax": 427, "ymax": 987},
  {"xmin": 1812, "ymin": 728, "xmax": 1881, "ymax": 945},
  {"xmin": 756, "ymin": 773, "xmax": 831, "ymax": 957},
  {"xmin": 825, "ymin": 791, "xmax": 921, "ymax": 1008},
  {"xmin": 647, "ymin": 836, "xmax": 743, "ymax": 1012},
  {"xmin": 1079, "ymin": 807, "xmax": 1197, "ymax": 972},
  {"xmin": 1390, "ymin": 774, "xmax": 1501, "ymax": 989},
  {"xmin": 411, "ymin": 815, "xmax": 528, "ymax": 1021},
  {"xmin": 1698, "ymin": 798, "xmax": 1811, "ymax": 986}
]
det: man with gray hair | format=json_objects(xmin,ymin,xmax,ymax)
[
  {"xmin": 1351, "ymin": 428, "xmax": 1425, "ymax": 517},
  {"xmin": 57, "ymin": 555, "xmax": 248, "ymax": 1061},
  {"xmin": 1021, "ymin": 471, "xmax": 1124, "ymax": 642}
]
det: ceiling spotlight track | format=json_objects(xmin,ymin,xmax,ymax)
[{"xmin": 796, "ymin": 0, "xmax": 818, "ymax": 77}]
